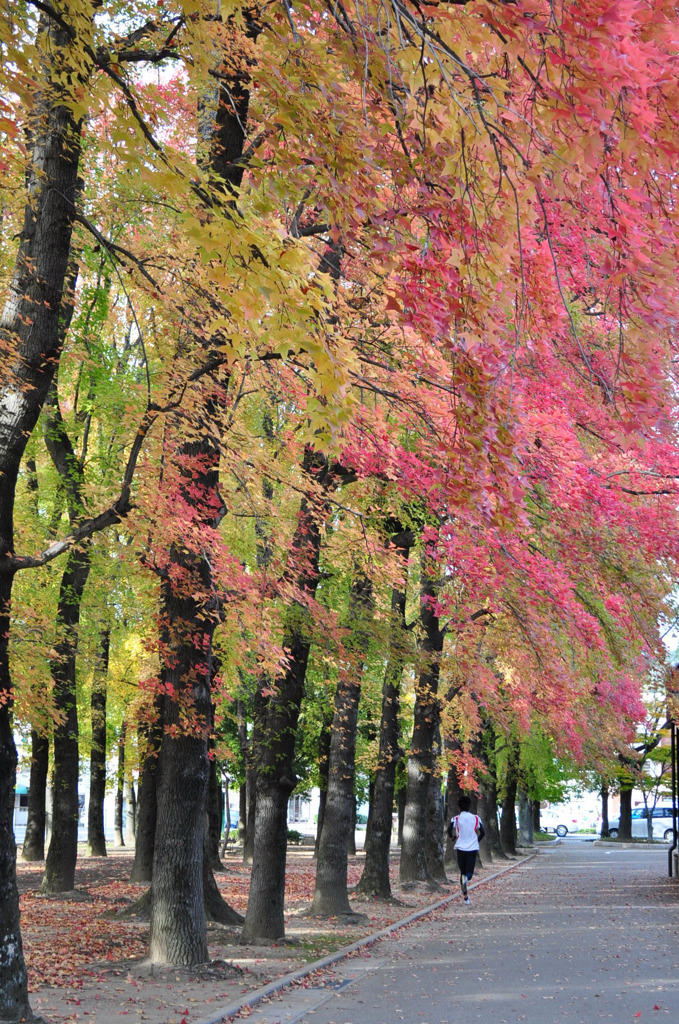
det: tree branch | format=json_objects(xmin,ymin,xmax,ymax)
[
  {"xmin": 26, "ymin": 0, "xmax": 76, "ymax": 41},
  {"xmin": 74, "ymin": 213, "xmax": 161, "ymax": 289},
  {"xmin": 95, "ymin": 61, "xmax": 167, "ymax": 158},
  {"xmin": 101, "ymin": 17, "xmax": 185, "ymax": 64},
  {"xmin": 27, "ymin": 0, "xmax": 170, "ymax": 161},
  {"xmin": 2, "ymin": 355, "xmax": 231, "ymax": 575},
  {"xmin": 297, "ymin": 222, "xmax": 330, "ymax": 238}
]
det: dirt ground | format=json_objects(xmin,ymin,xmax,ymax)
[{"xmin": 17, "ymin": 845, "xmax": 502, "ymax": 1024}]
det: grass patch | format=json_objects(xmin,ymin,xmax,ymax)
[
  {"xmin": 600, "ymin": 835, "xmax": 668, "ymax": 844},
  {"xmin": 298, "ymin": 934, "xmax": 358, "ymax": 960}
]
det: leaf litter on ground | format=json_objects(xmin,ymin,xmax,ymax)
[{"xmin": 17, "ymin": 848, "xmax": 457, "ymax": 994}]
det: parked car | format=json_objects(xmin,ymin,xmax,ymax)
[
  {"xmin": 538, "ymin": 806, "xmax": 602, "ymax": 836},
  {"xmin": 539, "ymin": 810, "xmax": 579, "ymax": 837},
  {"xmin": 546, "ymin": 821, "xmax": 570, "ymax": 837},
  {"xmin": 607, "ymin": 806, "xmax": 675, "ymax": 841}
]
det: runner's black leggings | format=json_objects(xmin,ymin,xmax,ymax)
[{"xmin": 456, "ymin": 850, "xmax": 477, "ymax": 880}]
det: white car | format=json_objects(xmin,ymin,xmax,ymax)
[
  {"xmin": 607, "ymin": 806, "xmax": 675, "ymax": 841},
  {"xmin": 539, "ymin": 810, "xmax": 581, "ymax": 837}
]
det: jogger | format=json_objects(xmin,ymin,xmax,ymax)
[{"xmin": 447, "ymin": 795, "xmax": 483, "ymax": 905}]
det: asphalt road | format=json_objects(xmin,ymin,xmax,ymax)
[{"xmin": 240, "ymin": 840, "xmax": 679, "ymax": 1024}]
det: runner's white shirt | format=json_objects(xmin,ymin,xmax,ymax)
[{"xmin": 452, "ymin": 810, "xmax": 482, "ymax": 851}]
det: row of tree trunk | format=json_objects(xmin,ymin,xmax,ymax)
[
  {"xmin": 0, "ymin": 12, "xmax": 529, "ymax": 1020},
  {"xmin": 12, "ymin": 459, "xmax": 529, "ymax": 971}
]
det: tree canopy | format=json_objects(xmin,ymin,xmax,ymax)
[{"xmin": 3, "ymin": 1, "xmax": 679, "ymax": 1018}]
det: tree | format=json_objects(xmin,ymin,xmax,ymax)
[
  {"xmin": 424, "ymin": 726, "xmax": 447, "ymax": 881},
  {"xmin": 5, "ymin": 0, "xmax": 679, "ymax": 1006},
  {"xmin": 356, "ymin": 529, "xmax": 413, "ymax": 899},
  {"xmin": 499, "ymin": 734, "xmax": 520, "ymax": 857},
  {"xmin": 41, "ymin": 375, "xmax": 94, "ymax": 893},
  {"xmin": 399, "ymin": 551, "xmax": 444, "ymax": 884},
  {"xmin": 87, "ymin": 628, "xmax": 110, "ymax": 856},
  {"xmin": 114, "ymin": 721, "xmax": 126, "ymax": 848},
  {"xmin": 310, "ymin": 572, "xmax": 373, "ymax": 916},
  {"xmin": 241, "ymin": 451, "xmax": 353, "ymax": 942},
  {"xmin": 130, "ymin": 707, "xmax": 162, "ymax": 883},
  {"xmin": 21, "ymin": 730, "xmax": 49, "ymax": 862},
  {"xmin": 1, "ymin": 5, "xmax": 91, "ymax": 1012},
  {"xmin": 613, "ymin": 686, "xmax": 672, "ymax": 841},
  {"xmin": 146, "ymin": 26, "xmax": 253, "ymax": 958}
]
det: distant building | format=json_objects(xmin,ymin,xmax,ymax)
[
  {"xmin": 11, "ymin": 774, "xmax": 321, "ymax": 846},
  {"xmin": 13, "ymin": 772, "xmax": 122, "ymax": 846}
]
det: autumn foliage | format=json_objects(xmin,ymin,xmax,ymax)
[{"xmin": 2, "ymin": 0, "xmax": 679, "ymax": 1017}]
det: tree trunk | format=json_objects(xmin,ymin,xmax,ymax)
[
  {"xmin": 356, "ymin": 531, "xmax": 412, "ymax": 899},
  {"xmin": 147, "ymin": 14, "xmax": 259, "ymax": 965},
  {"xmin": 124, "ymin": 777, "xmax": 136, "ymax": 847},
  {"xmin": 517, "ymin": 789, "xmax": 533, "ymax": 846},
  {"xmin": 310, "ymin": 576, "xmax": 373, "ymax": 916},
  {"xmin": 397, "ymin": 783, "xmax": 406, "ymax": 845},
  {"xmin": 243, "ymin": 771, "xmax": 256, "ymax": 865},
  {"xmin": 475, "ymin": 786, "xmax": 494, "ymax": 865},
  {"xmin": 348, "ymin": 796, "xmax": 357, "ymax": 857},
  {"xmin": 130, "ymin": 712, "xmax": 161, "ymax": 883},
  {"xmin": 41, "ymin": 349, "xmax": 96, "ymax": 892},
  {"xmin": 313, "ymin": 714, "xmax": 332, "ymax": 859},
  {"xmin": 315, "ymin": 788, "xmax": 328, "ymax": 859},
  {"xmin": 0, "ymin": 3, "xmax": 88, "ymax": 1007},
  {"xmin": 600, "ymin": 781, "xmax": 610, "ymax": 837},
  {"xmin": 241, "ymin": 655, "xmax": 312, "ymax": 939},
  {"xmin": 242, "ymin": 448, "xmax": 340, "ymax": 942},
  {"xmin": 22, "ymin": 730, "xmax": 49, "ymax": 861},
  {"xmin": 120, "ymin": 830, "xmax": 244, "ymax": 929},
  {"xmin": 500, "ymin": 774, "xmax": 518, "ymax": 855},
  {"xmin": 207, "ymin": 755, "xmax": 224, "ymax": 872},
  {"xmin": 114, "ymin": 723, "xmax": 126, "ymax": 848},
  {"xmin": 41, "ymin": 543, "xmax": 90, "ymax": 894},
  {"xmin": 425, "ymin": 760, "xmax": 446, "ymax": 882},
  {"xmin": 485, "ymin": 773, "xmax": 507, "ymax": 859},
  {"xmin": 500, "ymin": 791, "xmax": 517, "ymax": 854},
  {"xmin": 355, "ymin": 558, "xmax": 407, "ymax": 898},
  {"xmin": 127, "ymin": 426, "xmax": 242, "ymax": 957},
  {"xmin": 149, "ymin": 688, "xmax": 210, "ymax": 965},
  {"xmin": 365, "ymin": 779, "xmax": 375, "ymax": 836},
  {"xmin": 202, "ymin": 819, "xmax": 244, "ymax": 926},
  {"xmin": 238, "ymin": 783, "xmax": 247, "ymax": 843},
  {"xmin": 225, "ymin": 779, "xmax": 231, "ymax": 836},
  {"xmin": 148, "ymin": 428, "xmax": 226, "ymax": 965},
  {"xmin": 220, "ymin": 780, "xmax": 232, "ymax": 858},
  {"xmin": 236, "ymin": 698, "xmax": 255, "ymax": 861},
  {"xmin": 225, "ymin": 782, "xmax": 233, "ymax": 847},
  {"xmin": 532, "ymin": 799, "xmax": 541, "ymax": 834},
  {"xmin": 476, "ymin": 719, "xmax": 507, "ymax": 860},
  {"xmin": 148, "ymin": 535, "xmax": 217, "ymax": 966},
  {"xmin": 242, "ymin": 774, "xmax": 294, "ymax": 942},
  {"xmin": 87, "ymin": 629, "xmax": 109, "ymax": 857},
  {"xmin": 618, "ymin": 787, "xmax": 633, "ymax": 841},
  {"xmin": 400, "ymin": 555, "xmax": 444, "ymax": 884},
  {"xmin": 0, "ymin": 593, "xmax": 32, "ymax": 1021}
]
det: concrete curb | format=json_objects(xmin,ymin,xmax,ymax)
[
  {"xmin": 519, "ymin": 836, "xmax": 561, "ymax": 847},
  {"xmin": 593, "ymin": 839, "xmax": 671, "ymax": 849},
  {"xmin": 196, "ymin": 852, "xmax": 537, "ymax": 1024}
]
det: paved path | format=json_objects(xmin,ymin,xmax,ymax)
[{"xmin": 240, "ymin": 841, "xmax": 679, "ymax": 1024}]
